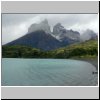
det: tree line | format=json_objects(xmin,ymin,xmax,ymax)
[{"xmin": 2, "ymin": 40, "xmax": 98, "ymax": 59}]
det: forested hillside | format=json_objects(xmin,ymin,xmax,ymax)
[{"xmin": 2, "ymin": 39, "xmax": 98, "ymax": 59}]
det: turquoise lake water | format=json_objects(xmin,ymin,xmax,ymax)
[{"xmin": 2, "ymin": 58, "xmax": 98, "ymax": 86}]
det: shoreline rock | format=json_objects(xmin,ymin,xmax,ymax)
[{"xmin": 72, "ymin": 57, "xmax": 98, "ymax": 71}]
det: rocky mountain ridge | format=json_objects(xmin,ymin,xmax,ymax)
[{"xmin": 5, "ymin": 19, "xmax": 97, "ymax": 50}]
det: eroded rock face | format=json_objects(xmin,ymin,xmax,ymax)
[
  {"xmin": 28, "ymin": 19, "xmax": 51, "ymax": 34},
  {"xmin": 53, "ymin": 23, "xmax": 66, "ymax": 36},
  {"xmin": 52, "ymin": 23, "xmax": 80, "ymax": 43}
]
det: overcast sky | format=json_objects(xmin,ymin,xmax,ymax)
[{"xmin": 2, "ymin": 14, "xmax": 98, "ymax": 45}]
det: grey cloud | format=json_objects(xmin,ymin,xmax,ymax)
[
  {"xmin": 2, "ymin": 14, "xmax": 98, "ymax": 45},
  {"xmin": 2, "ymin": 14, "xmax": 38, "ymax": 27}
]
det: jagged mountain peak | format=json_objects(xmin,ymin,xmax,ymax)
[
  {"xmin": 80, "ymin": 29, "xmax": 97, "ymax": 41},
  {"xmin": 28, "ymin": 19, "xmax": 51, "ymax": 34},
  {"xmin": 53, "ymin": 23, "xmax": 66, "ymax": 36},
  {"xmin": 52, "ymin": 23, "xmax": 80, "ymax": 43},
  {"xmin": 83, "ymin": 29, "xmax": 97, "ymax": 35},
  {"xmin": 54, "ymin": 23, "xmax": 65, "ymax": 29},
  {"xmin": 55, "ymin": 23, "xmax": 63, "ymax": 27},
  {"xmin": 41, "ymin": 19, "xmax": 48, "ymax": 24}
]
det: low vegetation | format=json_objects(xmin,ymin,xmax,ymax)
[{"xmin": 2, "ymin": 39, "xmax": 98, "ymax": 59}]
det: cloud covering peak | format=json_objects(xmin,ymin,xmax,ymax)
[{"xmin": 2, "ymin": 14, "xmax": 98, "ymax": 44}]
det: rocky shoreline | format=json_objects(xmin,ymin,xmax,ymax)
[{"xmin": 72, "ymin": 57, "xmax": 98, "ymax": 71}]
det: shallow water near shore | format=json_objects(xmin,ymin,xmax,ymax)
[{"xmin": 2, "ymin": 58, "xmax": 98, "ymax": 86}]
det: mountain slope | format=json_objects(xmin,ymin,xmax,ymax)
[{"xmin": 5, "ymin": 30, "xmax": 62, "ymax": 50}]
